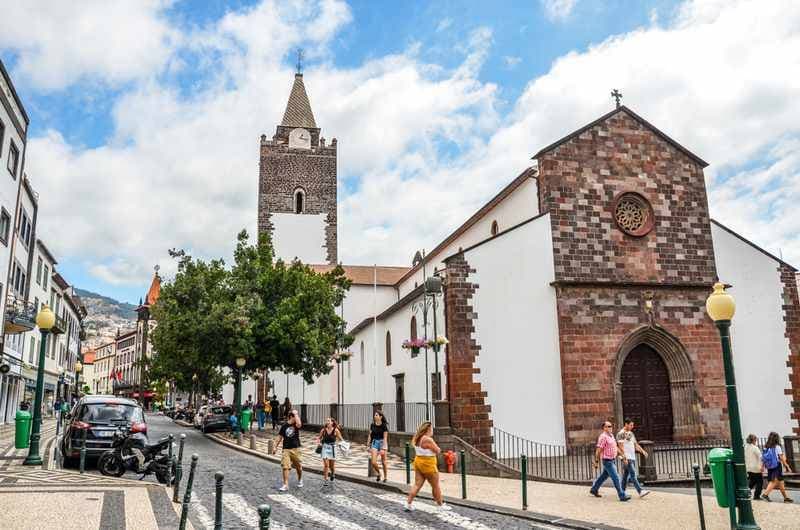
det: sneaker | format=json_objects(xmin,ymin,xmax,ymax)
[
  {"xmin": 639, "ymin": 490, "xmax": 651, "ymax": 498},
  {"xmin": 590, "ymin": 490, "xmax": 602, "ymax": 498},
  {"xmin": 278, "ymin": 485, "xmax": 288, "ymax": 492},
  {"xmin": 620, "ymin": 496, "xmax": 631, "ymax": 502},
  {"xmin": 375, "ymin": 476, "xmax": 381, "ymax": 482},
  {"xmin": 404, "ymin": 503, "xmax": 414, "ymax": 512},
  {"xmin": 330, "ymin": 473, "xmax": 335, "ymax": 482},
  {"xmin": 784, "ymin": 498, "xmax": 794, "ymax": 503},
  {"xmin": 438, "ymin": 504, "xmax": 452, "ymax": 511},
  {"xmin": 761, "ymin": 494, "xmax": 771, "ymax": 502},
  {"xmin": 383, "ymin": 478, "xmax": 388, "ymax": 483},
  {"xmin": 297, "ymin": 480, "xmax": 304, "ymax": 488}
]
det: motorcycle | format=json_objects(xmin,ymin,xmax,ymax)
[{"xmin": 97, "ymin": 422, "xmax": 176, "ymax": 484}]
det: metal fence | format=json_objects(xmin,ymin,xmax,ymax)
[
  {"xmin": 303, "ymin": 402, "xmax": 433, "ymax": 433},
  {"xmin": 491, "ymin": 427, "xmax": 768, "ymax": 483}
]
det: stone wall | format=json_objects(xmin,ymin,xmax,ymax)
[{"xmin": 781, "ymin": 264, "xmax": 800, "ymax": 435}]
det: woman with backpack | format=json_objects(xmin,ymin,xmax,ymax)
[
  {"xmin": 317, "ymin": 418, "xmax": 343, "ymax": 485},
  {"xmin": 760, "ymin": 431, "xmax": 794, "ymax": 502}
]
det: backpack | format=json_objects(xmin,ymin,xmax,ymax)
[{"xmin": 762, "ymin": 447, "xmax": 779, "ymax": 469}]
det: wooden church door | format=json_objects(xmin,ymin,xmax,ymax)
[{"xmin": 621, "ymin": 344, "xmax": 674, "ymax": 442}]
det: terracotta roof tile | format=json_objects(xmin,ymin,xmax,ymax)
[{"xmin": 145, "ymin": 274, "xmax": 161, "ymax": 306}]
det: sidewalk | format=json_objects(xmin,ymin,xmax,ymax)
[
  {"xmin": 215, "ymin": 426, "xmax": 800, "ymax": 530},
  {"xmin": 0, "ymin": 418, "xmax": 186, "ymax": 530}
]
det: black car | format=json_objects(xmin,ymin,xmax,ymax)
[
  {"xmin": 61, "ymin": 395, "xmax": 145, "ymax": 466},
  {"xmin": 201, "ymin": 405, "xmax": 232, "ymax": 433}
]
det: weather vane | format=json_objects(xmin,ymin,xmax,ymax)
[
  {"xmin": 154, "ymin": 264, "xmax": 160, "ymax": 275},
  {"xmin": 611, "ymin": 89, "xmax": 622, "ymax": 109},
  {"xmin": 296, "ymin": 48, "xmax": 305, "ymax": 74}
]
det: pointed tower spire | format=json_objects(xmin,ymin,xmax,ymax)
[{"xmin": 281, "ymin": 73, "xmax": 317, "ymax": 129}]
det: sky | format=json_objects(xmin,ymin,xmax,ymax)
[{"xmin": 0, "ymin": 0, "xmax": 798, "ymax": 304}]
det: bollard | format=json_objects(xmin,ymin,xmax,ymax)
[
  {"xmin": 168, "ymin": 434, "xmax": 174, "ymax": 487},
  {"xmin": 267, "ymin": 439, "xmax": 274, "ymax": 454},
  {"xmin": 237, "ymin": 431, "xmax": 243, "ymax": 445},
  {"xmin": 460, "ymin": 450, "xmax": 467, "ymax": 500},
  {"xmin": 79, "ymin": 429, "xmax": 88, "ymax": 474},
  {"xmin": 250, "ymin": 434, "xmax": 257, "ymax": 450},
  {"xmin": 173, "ymin": 434, "xmax": 186, "ymax": 503},
  {"xmin": 258, "ymin": 504, "xmax": 271, "ymax": 530},
  {"xmin": 692, "ymin": 463, "xmax": 706, "ymax": 530},
  {"xmin": 214, "ymin": 471, "xmax": 224, "ymax": 530},
  {"xmin": 179, "ymin": 454, "xmax": 198, "ymax": 530},
  {"xmin": 405, "ymin": 443, "xmax": 411, "ymax": 485},
  {"xmin": 521, "ymin": 454, "xmax": 528, "ymax": 511}
]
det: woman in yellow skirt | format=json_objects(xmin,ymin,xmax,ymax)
[{"xmin": 405, "ymin": 421, "xmax": 450, "ymax": 511}]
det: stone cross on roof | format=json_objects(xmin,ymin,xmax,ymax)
[{"xmin": 611, "ymin": 89, "xmax": 622, "ymax": 109}]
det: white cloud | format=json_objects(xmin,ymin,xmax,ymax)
[
  {"xmin": 503, "ymin": 56, "xmax": 522, "ymax": 68},
  {"xmin": 14, "ymin": 0, "xmax": 800, "ymax": 290},
  {"xmin": 0, "ymin": 0, "xmax": 178, "ymax": 90},
  {"xmin": 436, "ymin": 18, "xmax": 453, "ymax": 32},
  {"xmin": 540, "ymin": 0, "xmax": 577, "ymax": 21}
]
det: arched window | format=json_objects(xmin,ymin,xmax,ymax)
[
  {"xmin": 360, "ymin": 341, "xmax": 365, "ymax": 374},
  {"xmin": 293, "ymin": 188, "xmax": 305, "ymax": 214},
  {"xmin": 385, "ymin": 331, "xmax": 392, "ymax": 366},
  {"xmin": 491, "ymin": 220, "xmax": 499, "ymax": 236}
]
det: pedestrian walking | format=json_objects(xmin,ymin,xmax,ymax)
[
  {"xmin": 368, "ymin": 411, "xmax": 390, "ymax": 482},
  {"xmin": 616, "ymin": 419, "xmax": 651, "ymax": 498},
  {"xmin": 760, "ymin": 431, "xmax": 794, "ymax": 502},
  {"xmin": 54, "ymin": 397, "xmax": 62, "ymax": 422},
  {"xmin": 745, "ymin": 434, "xmax": 764, "ymax": 500},
  {"xmin": 273, "ymin": 409, "xmax": 303, "ymax": 492},
  {"xmin": 269, "ymin": 395, "xmax": 280, "ymax": 430},
  {"xmin": 281, "ymin": 397, "xmax": 292, "ymax": 421},
  {"xmin": 317, "ymin": 418, "xmax": 343, "ymax": 485},
  {"xmin": 255, "ymin": 399, "xmax": 266, "ymax": 431},
  {"xmin": 590, "ymin": 420, "xmax": 630, "ymax": 501},
  {"xmin": 405, "ymin": 421, "xmax": 449, "ymax": 511}
]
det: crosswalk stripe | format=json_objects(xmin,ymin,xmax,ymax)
[
  {"xmin": 190, "ymin": 492, "xmax": 216, "ymax": 529},
  {"xmin": 377, "ymin": 494, "xmax": 494, "ymax": 530},
  {"xmin": 268, "ymin": 493, "xmax": 366, "ymax": 530},
  {"xmin": 330, "ymin": 495, "xmax": 435, "ymax": 529},
  {"xmin": 223, "ymin": 493, "xmax": 261, "ymax": 527}
]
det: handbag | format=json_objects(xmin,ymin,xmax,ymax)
[
  {"xmin": 338, "ymin": 440, "xmax": 351, "ymax": 456},
  {"xmin": 315, "ymin": 444, "xmax": 322, "ymax": 454}
]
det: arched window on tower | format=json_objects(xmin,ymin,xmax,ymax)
[
  {"xmin": 293, "ymin": 188, "xmax": 305, "ymax": 214},
  {"xmin": 491, "ymin": 220, "xmax": 499, "ymax": 236},
  {"xmin": 386, "ymin": 331, "xmax": 392, "ymax": 366}
]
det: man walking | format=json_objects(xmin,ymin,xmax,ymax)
[
  {"xmin": 273, "ymin": 409, "xmax": 303, "ymax": 492},
  {"xmin": 269, "ymin": 395, "xmax": 280, "ymax": 430},
  {"xmin": 617, "ymin": 419, "xmax": 651, "ymax": 498},
  {"xmin": 590, "ymin": 421, "xmax": 630, "ymax": 501}
]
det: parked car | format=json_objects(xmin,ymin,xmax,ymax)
[
  {"xmin": 61, "ymin": 395, "xmax": 145, "ymax": 467},
  {"xmin": 201, "ymin": 405, "xmax": 232, "ymax": 433},
  {"xmin": 193, "ymin": 405, "xmax": 208, "ymax": 429}
]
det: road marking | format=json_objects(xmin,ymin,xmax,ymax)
[
  {"xmin": 221, "ymin": 493, "xmax": 287, "ymax": 529},
  {"xmin": 330, "ymin": 495, "xmax": 435, "ymax": 529},
  {"xmin": 268, "ymin": 494, "xmax": 366, "ymax": 530},
  {"xmin": 377, "ymin": 494, "xmax": 494, "ymax": 530},
  {"xmin": 190, "ymin": 492, "xmax": 216, "ymax": 529}
]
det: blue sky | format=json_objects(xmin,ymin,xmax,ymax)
[{"xmin": 0, "ymin": 0, "xmax": 798, "ymax": 304}]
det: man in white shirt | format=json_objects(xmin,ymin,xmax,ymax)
[{"xmin": 617, "ymin": 419, "xmax": 651, "ymax": 498}]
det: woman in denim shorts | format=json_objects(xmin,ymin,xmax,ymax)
[
  {"xmin": 367, "ymin": 411, "xmax": 390, "ymax": 482},
  {"xmin": 318, "ymin": 418, "xmax": 342, "ymax": 484}
]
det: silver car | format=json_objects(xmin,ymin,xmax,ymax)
[{"xmin": 193, "ymin": 405, "xmax": 208, "ymax": 429}]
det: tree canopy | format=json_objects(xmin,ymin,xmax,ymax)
[{"xmin": 150, "ymin": 230, "xmax": 351, "ymax": 392}]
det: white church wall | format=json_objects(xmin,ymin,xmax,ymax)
[
  {"xmin": 396, "ymin": 176, "xmax": 539, "ymax": 299},
  {"xmin": 271, "ymin": 212, "xmax": 327, "ymax": 264},
  {"xmin": 466, "ymin": 213, "xmax": 566, "ymax": 446},
  {"xmin": 711, "ymin": 222, "xmax": 795, "ymax": 437},
  {"xmin": 220, "ymin": 369, "xmax": 257, "ymax": 406},
  {"xmin": 342, "ymin": 285, "xmax": 398, "ymax": 331}
]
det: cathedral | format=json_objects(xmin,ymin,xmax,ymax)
[{"xmin": 257, "ymin": 72, "xmax": 800, "ymax": 451}]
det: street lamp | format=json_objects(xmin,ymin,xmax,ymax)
[
  {"xmin": 192, "ymin": 373, "xmax": 198, "ymax": 409},
  {"xmin": 706, "ymin": 282, "xmax": 759, "ymax": 530},
  {"xmin": 24, "ymin": 304, "xmax": 55, "ymax": 466},
  {"xmin": 235, "ymin": 356, "xmax": 246, "ymax": 420}
]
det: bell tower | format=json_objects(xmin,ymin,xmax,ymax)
[{"xmin": 258, "ymin": 72, "xmax": 337, "ymax": 264}]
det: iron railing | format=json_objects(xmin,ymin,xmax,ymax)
[
  {"xmin": 4, "ymin": 294, "xmax": 36, "ymax": 333},
  {"xmin": 303, "ymin": 402, "xmax": 433, "ymax": 433}
]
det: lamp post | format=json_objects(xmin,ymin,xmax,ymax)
[
  {"xmin": 192, "ymin": 373, "xmax": 198, "ymax": 409},
  {"xmin": 706, "ymin": 282, "xmax": 759, "ymax": 530},
  {"xmin": 74, "ymin": 361, "xmax": 83, "ymax": 397},
  {"xmin": 24, "ymin": 304, "xmax": 56, "ymax": 466},
  {"xmin": 235, "ymin": 357, "xmax": 246, "ymax": 421},
  {"xmin": 425, "ymin": 275, "xmax": 443, "ymax": 401}
]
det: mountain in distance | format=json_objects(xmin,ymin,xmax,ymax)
[{"xmin": 75, "ymin": 288, "xmax": 138, "ymax": 349}]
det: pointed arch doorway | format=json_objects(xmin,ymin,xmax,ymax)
[{"xmin": 620, "ymin": 344, "xmax": 674, "ymax": 442}]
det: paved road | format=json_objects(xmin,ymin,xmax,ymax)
[{"xmin": 142, "ymin": 414, "xmax": 563, "ymax": 529}]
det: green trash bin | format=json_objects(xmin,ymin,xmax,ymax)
[
  {"xmin": 15, "ymin": 410, "xmax": 32, "ymax": 449},
  {"xmin": 240, "ymin": 409, "xmax": 252, "ymax": 433},
  {"xmin": 708, "ymin": 447, "xmax": 734, "ymax": 508}
]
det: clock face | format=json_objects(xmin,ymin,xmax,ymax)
[{"xmin": 289, "ymin": 128, "xmax": 311, "ymax": 149}]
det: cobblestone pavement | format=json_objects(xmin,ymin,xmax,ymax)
[{"xmin": 148, "ymin": 414, "xmax": 567, "ymax": 529}]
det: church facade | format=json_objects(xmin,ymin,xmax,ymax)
[{"xmin": 259, "ymin": 73, "xmax": 800, "ymax": 451}]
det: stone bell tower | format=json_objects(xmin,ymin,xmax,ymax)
[{"xmin": 258, "ymin": 71, "xmax": 337, "ymax": 264}]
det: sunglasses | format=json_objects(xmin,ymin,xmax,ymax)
[{"xmin": 604, "ymin": 424, "xmax": 613, "ymax": 428}]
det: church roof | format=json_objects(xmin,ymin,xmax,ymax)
[
  {"xmin": 533, "ymin": 105, "xmax": 709, "ymax": 168},
  {"xmin": 309, "ymin": 264, "xmax": 411, "ymax": 286},
  {"xmin": 281, "ymin": 73, "xmax": 317, "ymax": 129}
]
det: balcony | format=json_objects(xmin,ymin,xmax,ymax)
[
  {"xmin": 51, "ymin": 315, "xmax": 67, "ymax": 335},
  {"xmin": 4, "ymin": 295, "xmax": 36, "ymax": 334}
]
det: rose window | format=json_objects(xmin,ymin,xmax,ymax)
[{"xmin": 613, "ymin": 193, "xmax": 653, "ymax": 236}]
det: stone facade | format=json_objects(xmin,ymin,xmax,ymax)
[
  {"xmin": 780, "ymin": 264, "xmax": 800, "ymax": 435},
  {"xmin": 443, "ymin": 252, "xmax": 493, "ymax": 454},
  {"xmin": 257, "ymin": 74, "xmax": 338, "ymax": 264},
  {"xmin": 536, "ymin": 107, "xmax": 727, "ymax": 445}
]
